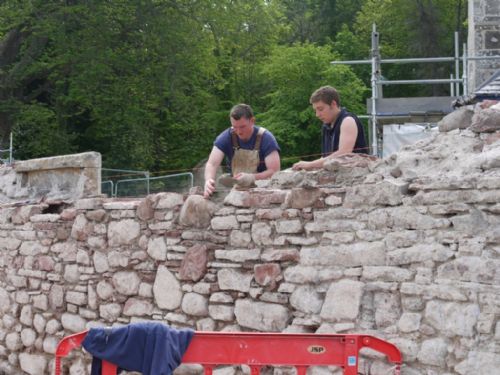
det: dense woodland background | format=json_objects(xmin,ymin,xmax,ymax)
[{"xmin": 0, "ymin": 0, "xmax": 466, "ymax": 172}]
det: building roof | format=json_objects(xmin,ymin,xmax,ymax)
[{"xmin": 474, "ymin": 70, "xmax": 500, "ymax": 99}]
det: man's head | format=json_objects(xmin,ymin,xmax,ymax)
[
  {"xmin": 230, "ymin": 104, "xmax": 255, "ymax": 141},
  {"xmin": 310, "ymin": 86, "xmax": 341, "ymax": 125}
]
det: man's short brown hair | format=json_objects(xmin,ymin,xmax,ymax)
[
  {"xmin": 230, "ymin": 104, "xmax": 254, "ymax": 120},
  {"xmin": 310, "ymin": 86, "xmax": 340, "ymax": 106}
]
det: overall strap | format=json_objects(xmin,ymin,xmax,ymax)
[
  {"xmin": 231, "ymin": 130, "xmax": 240, "ymax": 150},
  {"xmin": 254, "ymin": 127, "xmax": 266, "ymax": 150}
]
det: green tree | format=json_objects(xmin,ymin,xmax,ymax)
[
  {"xmin": 278, "ymin": 0, "xmax": 366, "ymax": 44},
  {"xmin": 352, "ymin": 0, "xmax": 467, "ymax": 96}
]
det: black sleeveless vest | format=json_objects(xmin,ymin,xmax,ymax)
[{"xmin": 321, "ymin": 109, "xmax": 368, "ymax": 156}]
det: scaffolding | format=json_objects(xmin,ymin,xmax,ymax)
[{"xmin": 331, "ymin": 24, "xmax": 500, "ymax": 156}]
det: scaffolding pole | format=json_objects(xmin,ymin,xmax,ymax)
[
  {"xmin": 454, "ymin": 32, "xmax": 460, "ymax": 96},
  {"xmin": 462, "ymin": 43, "xmax": 468, "ymax": 95},
  {"xmin": 9, "ymin": 133, "xmax": 13, "ymax": 164},
  {"xmin": 370, "ymin": 24, "xmax": 380, "ymax": 156}
]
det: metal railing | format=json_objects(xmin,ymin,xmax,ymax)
[
  {"xmin": 114, "ymin": 172, "xmax": 193, "ymax": 197},
  {"xmin": 101, "ymin": 168, "xmax": 149, "ymax": 197},
  {"xmin": 0, "ymin": 133, "xmax": 13, "ymax": 165},
  {"xmin": 101, "ymin": 180, "xmax": 114, "ymax": 197},
  {"xmin": 101, "ymin": 170, "xmax": 194, "ymax": 197}
]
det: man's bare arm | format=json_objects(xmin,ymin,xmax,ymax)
[
  {"xmin": 204, "ymin": 146, "xmax": 225, "ymax": 198},
  {"xmin": 333, "ymin": 117, "xmax": 358, "ymax": 155},
  {"xmin": 255, "ymin": 150, "xmax": 280, "ymax": 180},
  {"xmin": 292, "ymin": 118, "xmax": 358, "ymax": 170}
]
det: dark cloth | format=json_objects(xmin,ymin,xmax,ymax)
[
  {"xmin": 82, "ymin": 322, "xmax": 194, "ymax": 375},
  {"xmin": 321, "ymin": 108, "xmax": 368, "ymax": 156},
  {"xmin": 214, "ymin": 125, "xmax": 280, "ymax": 173}
]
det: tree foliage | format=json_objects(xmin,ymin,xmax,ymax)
[{"xmin": 0, "ymin": 0, "xmax": 468, "ymax": 171}]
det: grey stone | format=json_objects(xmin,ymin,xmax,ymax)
[
  {"xmin": 218, "ymin": 269, "xmax": 253, "ymax": 292},
  {"xmin": 156, "ymin": 192, "xmax": 184, "ymax": 209},
  {"xmin": 182, "ymin": 293, "xmax": 208, "ymax": 316},
  {"xmin": 96, "ymin": 281, "xmax": 114, "ymax": 300},
  {"xmin": 153, "ymin": 265, "xmax": 182, "ymax": 310},
  {"xmin": 5, "ymin": 332, "xmax": 22, "ymax": 351},
  {"xmin": 455, "ymin": 351, "xmax": 500, "ymax": 374},
  {"xmin": 425, "ymin": 301, "xmax": 479, "ymax": 337},
  {"xmin": 344, "ymin": 178, "xmax": 408, "ymax": 207},
  {"xmin": 45, "ymin": 319, "xmax": 61, "ymax": 335},
  {"xmin": 19, "ymin": 353, "xmax": 47, "ymax": 375},
  {"xmin": 215, "ymin": 249, "xmax": 260, "ymax": 262},
  {"xmin": 275, "ymin": 219, "xmax": 303, "ymax": 234},
  {"xmin": 229, "ymin": 230, "xmax": 252, "ymax": 247},
  {"xmin": 123, "ymin": 298, "xmax": 153, "ymax": 316},
  {"xmin": 42, "ymin": 336, "xmax": 59, "ymax": 354},
  {"xmin": 66, "ymin": 291, "xmax": 87, "ymax": 306},
  {"xmin": 196, "ymin": 318, "xmax": 216, "ymax": 331},
  {"xmin": 179, "ymin": 195, "xmax": 216, "ymax": 228},
  {"xmin": 113, "ymin": 271, "xmax": 141, "ymax": 295},
  {"xmin": 234, "ymin": 299, "xmax": 290, "ymax": 331},
  {"xmin": 20, "ymin": 328, "xmax": 36, "ymax": 347},
  {"xmin": 397, "ymin": 312, "xmax": 421, "ymax": 333},
  {"xmin": 33, "ymin": 314, "xmax": 46, "ymax": 334},
  {"xmin": 0, "ymin": 287, "xmax": 11, "ymax": 313},
  {"xmin": 389, "ymin": 338, "xmax": 419, "ymax": 362},
  {"xmin": 374, "ymin": 292, "xmax": 401, "ymax": 328},
  {"xmin": 362, "ymin": 266, "xmax": 414, "ymax": 282},
  {"xmin": 20, "ymin": 305, "xmax": 33, "ymax": 326},
  {"xmin": 470, "ymin": 107, "xmax": 500, "ymax": 133},
  {"xmin": 301, "ymin": 243, "xmax": 386, "ymax": 267},
  {"xmin": 437, "ymin": 257, "xmax": 497, "ymax": 283},
  {"xmin": 417, "ymin": 338, "xmax": 448, "ymax": 367},
  {"xmin": 100, "ymin": 303, "xmax": 122, "ymax": 322},
  {"xmin": 147, "ymin": 237, "xmax": 167, "ymax": 261},
  {"xmin": 0, "ymin": 237, "xmax": 21, "ymax": 251},
  {"xmin": 320, "ymin": 280, "xmax": 364, "ymax": 322},
  {"xmin": 251, "ymin": 222, "xmax": 273, "ymax": 245},
  {"xmin": 438, "ymin": 107, "xmax": 474, "ymax": 132},
  {"xmin": 93, "ymin": 251, "xmax": 109, "ymax": 273},
  {"xmin": 61, "ymin": 313, "xmax": 86, "ymax": 333},
  {"xmin": 290, "ymin": 285, "xmax": 323, "ymax": 314},
  {"xmin": 63, "ymin": 264, "xmax": 80, "ymax": 282},
  {"xmin": 107, "ymin": 219, "xmax": 140, "ymax": 246},
  {"xmin": 211, "ymin": 216, "xmax": 239, "ymax": 230},
  {"xmin": 208, "ymin": 305, "xmax": 234, "ymax": 321}
]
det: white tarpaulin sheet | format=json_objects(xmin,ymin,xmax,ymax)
[{"xmin": 382, "ymin": 123, "xmax": 438, "ymax": 158}]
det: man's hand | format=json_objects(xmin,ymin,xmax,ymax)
[
  {"xmin": 292, "ymin": 161, "xmax": 315, "ymax": 171},
  {"xmin": 204, "ymin": 178, "xmax": 216, "ymax": 198},
  {"xmin": 234, "ymin": 173, "xmax": 255, "ymax": 188}
]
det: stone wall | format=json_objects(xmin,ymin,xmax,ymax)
[
  {"xmin": 468, "ymin": 0, "xmax": 500, "ymax": 92},
  {"xmin": 1, "ymin": 107, "xmax": 500, "ymax": 374},
  {"xmin": 0, "ymin": 152, "xmax": 101, "ymax": 204}
]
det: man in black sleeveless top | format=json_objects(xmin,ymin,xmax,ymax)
[{"xmin": 292, "ymin": 86, "xmax": 368, "ymax": 171}]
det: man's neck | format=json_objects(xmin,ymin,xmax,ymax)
[{"xmin": 328, "ymin": 108, "xmax": 342, "ymax": 127}]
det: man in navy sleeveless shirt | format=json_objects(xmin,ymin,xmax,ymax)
[
  {"xmin": 204, "ymin": 104, "xmax": 280, "ymax": 198},
  {"xmin": 292, "ymin": 86, "xmax": 368, "ymax": 171}
]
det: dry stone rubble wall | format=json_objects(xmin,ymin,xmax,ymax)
[{"xmin": 1, "ymin": 107, "xmax": 500, "ymax": 374}]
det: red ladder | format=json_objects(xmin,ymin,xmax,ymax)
[{"xmin": 55, "ymin": 330, "xmax": 402, "ymax": 375}]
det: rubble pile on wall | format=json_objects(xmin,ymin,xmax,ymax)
[{"xmin": 0, "ymin": 105, "xmax": 499, "ymax": 374}]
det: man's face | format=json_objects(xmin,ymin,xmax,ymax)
[
  {"xmin": 230, "ymin": 116, "xmax": 255, "ymax": 141},
  {"xmin": 312, "ymin": 100, "xmax": 338, "ymax": 124}
]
